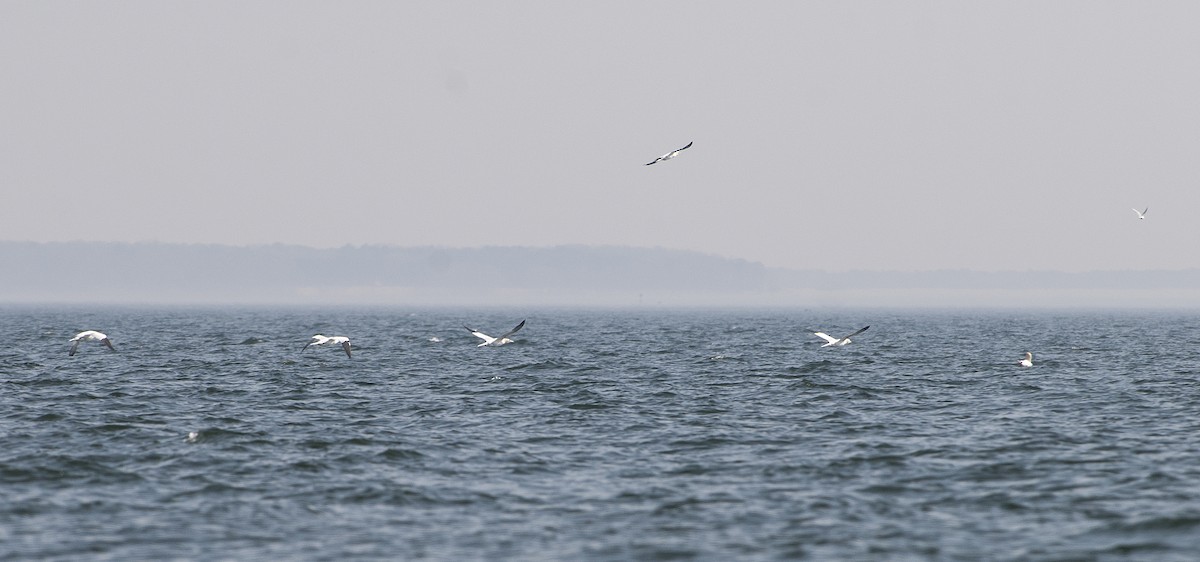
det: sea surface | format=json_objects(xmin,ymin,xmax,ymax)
[{"xmin": 2, "ymin": 306, "xmax": 1200, "ymax": 561}]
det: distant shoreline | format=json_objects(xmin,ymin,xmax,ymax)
[{"xmin": 3, "ymin": 241, "xmax": 1198, "ymax": 308}]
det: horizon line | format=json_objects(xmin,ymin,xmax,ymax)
[{"xmin": 2, "ymin": 239, "xmax": 1197, "ymax": 275}]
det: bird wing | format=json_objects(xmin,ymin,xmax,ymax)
[
  {"xmin": 69, "ymin": 340, "xmax": 79, "ymax": 356},
  {"xmin": 341, "ymin": 340, "xmax": 352, "ymax": 358},
  {"xmin": 813, "ymin": 332, "xmax": 839, "ymax": 344},
  {"xmin": 465, "ymin": 326, "xmax": 495, "ymax": 344},
  {"xmin": 499, "ymin": 319, "xmax": 526, "ymax": 339},
  {"xmin": 844, "ymin": 326, "xmax": 870, "ymax": 339},
  {"xmin": 647, "ymin": 142, "xmax": 691, "ymax": 164},
  {"xmin": 102, "ymin": 338, "xmax": 115, "ymax": 351}
]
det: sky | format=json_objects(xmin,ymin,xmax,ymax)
[{"xmin": 2, "ymin": 1, "xmax": 1199, "ymax": 273}]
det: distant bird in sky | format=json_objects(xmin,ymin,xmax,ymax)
[
  {"xmin": 1018, "ymin": 352, "xmax": 1033, "ymax": 368},
  {"xmin": 645, "ymin": 141, "xmax": 693, "ymax": 165},
  {"xmin": 69, "ymin": 330, "xmax": 115, "ymax": 356},
  {"xmin": 465, "ymin": 319, "xmax": 526, "ymax": 347},
  {"xmin": 1132, "ymin": 207, "xmax": 1148, "ymax": 220},
  {"xmin": 812, "ymin": 326, "xmax": 870, "ymax": 347},
  {"xmin": 303, "ymin": 335, "xmax": 352, "ymax": 358}
]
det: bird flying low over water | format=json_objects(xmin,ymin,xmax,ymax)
[
  {"xmin": 69, "ymin": 329, "xmax": 115, "ymax": 355},
  {"xmin": 1018, "ymin": 352, "xmax": 1033, "ymax": 368},
  {"xmin": 645, "ymin": 141, "xmax": 693, "ymax": 165},
  {"xmin": 465, "ymin": 319, "xmax": 526, "ymax": 347},
  {"xmin": 303, "ymin": 335, "xmax": 352, "ymax": 358},
  {"xmin": 1132, "ymin": 207, "xmax": 1148, "ymax": 220},
  {"xmin": 812, "ymin": 326, "xmax": 870, "ymax": 347},
  {"xmin": 69, "ymin": 330, "xmax": 115, "ymax": 356}
]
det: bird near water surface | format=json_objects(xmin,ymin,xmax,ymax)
[
  {"xmin": 303, "ymin": 335, "xmax": 352, "ymax": 358},
  {"xmin": 812, "ymin": 326, "xmax": 870, "ymax": 347},
  {"xmin": 69, "ymin": 330, "xmax": 115, "ymax": 356},
  {"xmin": 465, "ymin": 320, "xmax": 526, "ymax": 347},
  {"xmin": 1018, "ymin": 352, "xmax": 1033, "ymax": 368}
]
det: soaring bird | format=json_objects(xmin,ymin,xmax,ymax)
[
  {"xmin": 465, "ymin": 319, "xmax": 526, "ymax": 347},
  {"xmin": 69, "ymin": 330, "xmax": 115, "ymax": 356},
  {"xmin": 645, "ymin": 141, "xmax": 693, "ymax": 165},
  {"xmin": 1018, "ymin": 352, "xmax": 1033, "ymax": 368},
  {"xmin": 303, "ymin": 335, "xmax": 352, "ymax": 358},
  {"xmin": 812, "ymin": 326, "xmax": 870, "ymax": 347},
  {"xmin": 1132, "ymin": 207, "xmax": 1148, "ymax": 220}
]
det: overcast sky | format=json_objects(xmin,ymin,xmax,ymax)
[{"xmin": 2, "ymin": 2, "xmax": 1198, "ymax": 272}]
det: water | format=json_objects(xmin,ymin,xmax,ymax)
[{"xmin": 3, "ymin": 306, "xmax": 1200, "ymax": 560}]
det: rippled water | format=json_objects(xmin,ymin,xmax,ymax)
[{"xmin": 3, "ymin": 306, "xmax": 1200, "ymax": 560}]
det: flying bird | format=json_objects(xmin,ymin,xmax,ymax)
[
  {"xmin": 1132, "ymin": 207, "xmax": 1148, "ymax": 220},
  {"xmin": 303, "ymin": 335, "xmax": 352, "ymax": 358},
  {"xmin": 812, "ymin": 326, "xmax": 870, "ymax": 347},
  {"xmin": 69, "ymin": 330, "xmax": 115, "ymax": 356},
  {"xmin": 645, "ymin": 141, "xmax": 693, "ymax": 165},
  {"xmin": 465, "ymin": 319, "xmax": 526, "ymax": 347},
  {"xmin": 1018, "ymin": 352, "xmax": 1033, "ymax": 368}
]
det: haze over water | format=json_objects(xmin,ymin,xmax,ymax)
[{"xmin": 4, "ymin": 306, "xmax": 1199, "ymax": 560}]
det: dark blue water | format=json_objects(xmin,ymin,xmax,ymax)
[{"xmin": 3, "ymin": 307, "xmax": 1200, "ymax": 560}]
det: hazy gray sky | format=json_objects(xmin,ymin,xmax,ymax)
[{"xmin": 3, "ymin": 2, "xmax": 1198, "ymax": 272}]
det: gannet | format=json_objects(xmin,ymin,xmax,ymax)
[
  {"xmin": 1018, "ymin": 352, "xmax": 1033, "ymax": 368},
  {"xmin": 69, "ymin": 330, "xmax": 115, "ymax": 356},
  {"xmin": 303, "ymin": 335, "xmax": 352, "ymax": 358},
  {"xmin": 465, "ymin": 319, "xmax": 526, "ymax": 347},
  {"xmin": 812, "ymin": 326, "xmax": 870, "ymax": 347},
  {"xmin": 645, "ymin": 141, "xmax": 693, "ymax": 165}
]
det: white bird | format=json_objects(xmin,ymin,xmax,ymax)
[
  {"xmin": 645, "ymin": 141, "xmax": 693, "ymax": 165},
  {"xmin": 1132, "ymin": 207, "xmax": 1148, "ymax": 220},
  {"xmin": 1018, "ymin": 352, "xmax": 1033, "ymax": 368},
  {"xmin": 812, "ymin": 326, "xmax": 870, "ymax": 347},
  {"xmin": 465, "ymin": 319, "xmax": 526, "ymax": 347},
  {"xmin": 69, "ymin": 330, "xmax": 115, "ymax": 356},
  {"xmin": 302, "ymin": 335, "xmax": 352, "ymax": 358}
]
